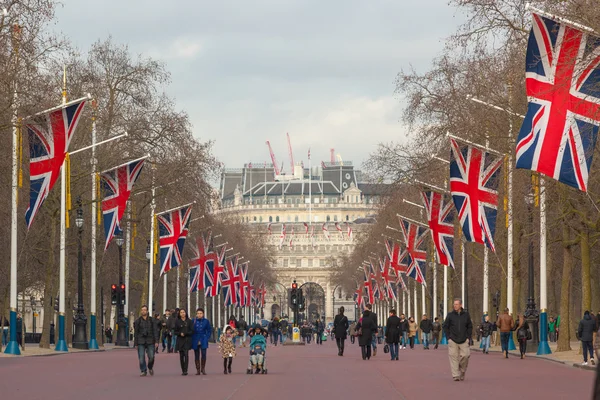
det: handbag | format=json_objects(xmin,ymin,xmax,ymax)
[
  {"xmin": 356, "ymin": 328, "xmax": 363, "ymax": 336},
  {"xmin": 383, "ymin": 344, "xmax": 390, "ymax": 354},
  {"xmin": 526, "ymin": 330, "xmax": 532, "ymax": 341}
]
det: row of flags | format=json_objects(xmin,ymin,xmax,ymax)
[
  {"xmin": 269, "ymin": 222, "xmax": 353, "ymax": 249},
  {"xmin": 24, "ymin": 98, "xmax": 267, "ymax": 309},
  {"xmin": 355, "ymin": 10, "xmax": 600, "ymax": 309}
]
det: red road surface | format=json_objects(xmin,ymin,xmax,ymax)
[{"xmin": 0, "ymin": 340, "xmax": 595, "ymax": 400}]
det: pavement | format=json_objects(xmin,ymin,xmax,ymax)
[{"xmin": 0, "ymin": 338, "xmax": 596, "ymax": 400}]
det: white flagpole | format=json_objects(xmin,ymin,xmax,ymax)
[
  {"xmin": 125, "ymin": 201, "xmax": 131, "ymax": 327},
  {"xmin": 421, "ymin": 284, "xmax": 425, "ymax": 318},
  {"xmin": 148, "ymin": 164, "xmax": 156, "ymax": 312},
  {"xmin": 187, "ymin": 275, "xmax": 191, "ymax": 314},
  {"xmin": 176, "ymin": 268, "xmax": 181, "ymax": 308},
  {"xmin": 433, "ymin": 262, "xmax": 437, "ymax": 319},
  {"xmin": 407, "ymin": 284, "xmax": 411, "ymax": 317},
  {"xmin": 163, "ymin": 276, "xmax": 167, "ymax": 311},
  {"xmin": 402, "ymin": 290, "xmax": 406, "ymax": 316},
  {"xmin": 89, "ymin": 103, "xmax": 99, "ymax": 349},
  {"xmin": 461, "ymin": 238, "xmax": 466, "ymax": 307},
  {"xmin": 538, "ymin": 178, "xmax": 550, "ymax": 353},
  {"xmin": 413, "ymin": 285, "xmax": 418, "ymax": 321},
  {"xmin": 483, "ymin": 246, "xmax": 489, "ymax": 316}
]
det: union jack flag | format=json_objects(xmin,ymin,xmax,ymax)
[
  {"xmin": 238, "ymin": 262, "xmax": 250, "ymax": 307},
  {"xmin": 399, "ymin": 217, "xmax": 428, "ymax": 285},
  {"xmin": 379, "ymin": 257, "xmax": 396, "ymax": 301},
  {"xmin": 372, "ymin": 261, "xmax": 385, "ymax": 301},
  {"xmin": 346, "ymin": 222, "xmax": 353, "ymax": 240},
  {"xmin": 450, "ymin": 139, "xmax": 502, "ymax": 252},
  {"xmin": 335, "ymin": 222, "xmax": 344, "ymax": 239},
  {"xmin": 279, "ymin": 223, "xmax": 286, "ymax": 249},
  {"xmin": 189, "ymin": 266, "xmax": 199, "ymax": 293},
  {"xmin": 303, "ymin": 222, "xmax": 309, "ymax": 236},
  {"xmin": 189, "ymin": 233, "xmax": 219, "ymax": 293},
  {"xmin": 421, "ymin": 190, "xmax": 455, "ymax": 268},
  {"xmin": 157, "ymin": 205, "xmax": 192, "ymax": 275},
  {"xmin": 221, "ymin": 257, "xmax": 240, "ymax": 307},
  {"xmin": 516, "ymin": 13, "xmax": 600, "ymax": 192},
  {"xmin": 267, "ymin": 223, "xmax": 272, "ymax": 235},
  {"xmin": 205, "ymin": 241, "xmax": 227, "ymax": 298},
  {"xmin": 354, "ymin": 286, "xmax": 365, "ymax": 311},
  {"xmin": 259, "ymin": 283, "xmax": 266, "ymax": 307},
  {"xmin": 25, "ymin": 100, "xmax": 87, "ymax": 229},
  {"xmin": 362, "ymin": 264, "xmax": 375, "ymax": 304},
  {"xmin": 322, "ymin": 223, "xmax": 330, "ymax": 240},
  {"xmin": 385, "ymin": 239, "xmax": 408, "ymax": 276},
  {"xmin": 397, "ymin": 273, "xmax": 408, "ymax": 292},
  {"xmin": 100, "ymin": 158, "xmax": 145, "ymax": 250}
]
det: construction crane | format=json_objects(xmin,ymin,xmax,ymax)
[
  {"xmin": 287, "ymin": 132, "xmax": 295, "ymax": 171},
  {"xmin": 330, "ymin": 148, "xmax": 335, "ymax": 163},
  {"xmin": 265, "ymin": 141, "xmax": 281, "ymax": 175}
]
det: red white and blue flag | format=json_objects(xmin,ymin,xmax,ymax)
[
  {"xmin": 25, "ymin": 99, "xmax": 87, "ymax": 229},
  {"xmin": 385, "ymin": 239, "xmax": 408, "ymax": 276},
  {"xmin": 189, "ymin": 266, "xmax": 199, "ymax": 293},
  {"xmin": 379, "ymin": 257, "xmax": 396, "ymax": 301},
  {"xmin": 450, "ymin": 138, "xmax": 502, "ymax": 252},
  {"xmin": 190, "ymin": 233, "xmax": 219, "ymax": 293},
  {"xmin": 516, "ymin": 13, "xmax": 600, "ymax": 192},
  {"xmin": 397, "ymin": 273, "xmax": 408, "ymax": 293},
  {"xmin": 362, "ymin": 264, "xmax": 375, "ymax": 304},
  {"xmin": 421, "ymin": 190, "xmax": 455, "ymax": 268},
  {"xmin": 238, "ymin": 262, "xmax": 250, "ymax": 307},
  {"xmin": 157, "ymin": 205, "xmax": 192, "ymax": 275},
  {"xmin": 354, "ymin": 286, "xmax": 365, "ymax": 311},
  {"xmin": 100, "ymin": 158, "xmax": 145, "ymax": 250},
  {"xmin": 221, "ymin": 256, "xmax": 240, "ymax": 307},
  {"xmin": 346, "ymin": 222, "xmax": 353, "ymax": 240},
  {"xmin": 399, "ymin": 217, "xmax": 428, "ymax": 285}
]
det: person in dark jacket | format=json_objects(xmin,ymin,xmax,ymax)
[
  {"xmin": 166, "ymin": 309, "xmax": 176, "ymax": 353},
  {"xmin": 399, "ymin": 314, "xmax": 409, "ymax": 349},
  {"xmin": 442, "ymin": 298, "xmax": 472, "ymax": 381},
  {"xmin": 365, "ymin": 304, "xmax": 378, "ymax": 356},
  {"xmin": 191, "ymin": 308, "xmax": 212, "ymax": 375},
  {"xmin": 333, "ymin": 307, "xmax": 349, "ymax": 356},
  {"xmin": 174, "ymin": 309, "xmax": 193, "ymax": 375},
  {"xmin": 16, "ymin": 313, "xmax": 25, "ymax": 351},
  {"xmin": 515, "ymin": 314, "xmax": 530, "ymax": 359},
  {"xmin": 356, "ymin": 311, "xmax": 376, "ymax": 360},
  {"xmin": 420, "ymin": 314, "xmax": 433, "ymax": 350},
  {"xmin": 579, "ymin": 310, "xmax": 596, "ymax": 366},
  {"xmin": 385, "ymin": 309, "xmax": 401, "ymax": 361},
  {"xmin": 432, "ymin": 317, "xmax": 442, "ymax": 349},
  {"xmin": 315, "ymin": 318, "xmax": 324, "ymax": 345},
  {"xmin": 133, "ymin": 305, "xmax": 160, "ymax": 377},
  {"xmin": 480, "ymin": 315, "xmax": 493, "ymax": 354},
  {"xmin": 238, "ymin": 316, "xmax": 248, "ymax": 347}
]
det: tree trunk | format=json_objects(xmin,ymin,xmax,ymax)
[
  {"xmin": 557, "ymin": 223, "xmax": 574, "ymax": 352},
  {"xmin": 580, "ymin": 225, "xmax": 591, "ymax": 312}
]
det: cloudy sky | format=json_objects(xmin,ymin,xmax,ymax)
[{"xmin": 54, "ymin": 1, "xmax": 464, "ymax": 170}]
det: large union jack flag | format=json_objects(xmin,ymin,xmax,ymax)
[
  {"xmin": 516, "ymin": 13, "xmax": 600, "ymax": 192},
  {"xmin": 450, "ymin": 139, "xmax": 502, "ymax": 252},
  {"xmin": 25, "ymin": 100, "xmax": 87, "ymax": 229},
  {"xmin": 362, "ymin": 264, "xmax": 376, "ymax": 304},
  {"xmin": 421, "ymin": 190, "xmax": 455, "ymax": 268},
  {"xmin": 100, "ymin": 158, "xmax": 145, "ymax": 250},
  {"xmin": 397, "ymin": 273, "xmax": 408, "ymax": 293},
  {"xmin": 157, "ymin": 205, "xmax": 192, "ymax": 275},
  {"xmin": 221, "ymin": 257, "xmax": 240, "ymax": 307},
  {"xmin": 379, "ymin": 257, "xmax": 396, "ymax": 301},
  {"xmin": 189, "ymin": 266, "xmax": 199, "ymax": 293},
  {"xmin": 399, "ymin": 217, "xmax": 428, "ymax": 285},
  {"xmin": 385, "ymin": 239, "xmax": 408, "ymax": 276},
  {"xmin": 190, "ymin": 233, "xmax": 218, "ymax": 293},
  {"xmin": 238, "ymin": 262, "xmax": 250, "ymax": 307}
]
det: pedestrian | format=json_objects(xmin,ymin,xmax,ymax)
[
  {"xmin": 480, "ymin": 315, "xmax": 493, "ymax": 354},
  {"xmin": 548, "ymin": 316, "xmax": 557, "ymax": 343},
  {"xmin": 385, "ymin": 309, "xmax": 400, "ymax": 361},
  {"xmin": 160, "ymin": 310, "xmax": 170, "ymax": 352},
  {"xmin": 227, "ymin": 316, "xmax": 238, "ymax": 347},
  {"xmin": 593, "ymin": 324, "xmax": 600, "ymax": 399},
  {"xmin": 268, "ymin": 320, "xmax": 274, "ymax": 344},
  {"xmin": 16, "ymin": 313, "xmax": 25, "ymax": 351},
  {"xmin": 578, "ymin": 310, "xmax": 596, "ymax": 366},
  {"xmin": 349, "ymin": 321, "xmax": 357, "ymax": 344},
  {"xmin": 248, "ymin": 326, "xmax": 267, "ymax": 374},
  {"xmin": 515, "ymin": 314, "xmax": 531, "ymax": 359},
  {"xmin": 365, "ymin": 304, "xmax": 378, "ymax": 356},
  {"xmin": 133, "ymin": 305, "xmax": 159, "ymax": 377},
  {"xmin": 399, "ymin": 314, "xmax": 408, "ymax": 349},
  {"xmin": 238, "ymin": 316, "xmax": 248, "ymax": 347},
  {"xmin": 2, "ymin": 316, "xmax": 9, "ymax": 348},
  {"xmin": 333, "ymin": 306, "xmax": 349, "ymax": 356},
  {"xmin": 443, "ymin": 298, "xmax": 472, "ymax": 382},
  {"xmin": 191, "ymin": 308, "xmax": 212, "ymax": 375},
  {"xmin": 432, "ymin": 317, "xmax": 442, "ymax": 349},
  {"xmin": 315, "ymin": 318, "xmax": 324, "ymax": 345},
  {"xmin": 420, "ymin": 314, "xmax": 433, "ymax": 350},
  {"xmin": 174, "ymin": 309, "xmax": 193, "ymax": 375},
  {"xmin": 408, "ymin": 317, "xmax": 417, "ymax": 349},
  {"xmin": 218, "ymin": 325, "xmax": 238, "ymax": 374},
  {"xmin": 496, "ymin": 307, "xmax": 515, "ymax": 359},
  {"xmin": 491, "ymin": 320, "xmax": 498, "ymax": 347},
  {"xmin": 105, "ymin": 327, "xmax": 113, "ymax": 344},
  {"xmin": 280, "ymin": 316, "xmax": 288, "ymax": 345},
  {"xmin": 356, "ymin": 309, "xmax": 375, "ymax": 360},
  {"xmin": 166, "ymin": 309, "xmax": 177, "ymax": 353}
]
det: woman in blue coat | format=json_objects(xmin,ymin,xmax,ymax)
[{"xmin": 192, "ymin": 308, "xmax": 212, "ymax": 375}]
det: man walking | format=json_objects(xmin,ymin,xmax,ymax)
[
  {"xmin": 497, "ymin": 308, "xmax": 514, "ymax": 359},
  {"xmin": 166, "ymin": 309, "xmax": 176, "ymax": 353},
  {"xmin": 16, "ymin": 313, "xmax": 25, "ymax": 351},
  {"xmin": 420, "ymin": 314, "xmax": 433, "ymax": 350},
  {"xmin": 365, "ymin": 304, "xmax": 378, "ymax": 356},
  {"xmin": 480, "ymin": 315, "xmax": 493, "ymax": 354},
  {"xmin": 443, "ymin": 298, "xmax": 472, "ymax": 382},
  {"xmin": 578, "ymin": 310, "xmax": 596, "ymax": 366},
  {"xmin": 432, "ymin": 317, "xmax": 442, "ymax": 349},
  {"xmin": 238, "ymin": 316, "xmax": 248, "ymax": 347},
  {"xmin": 159, "ymin": 310, "xmax": 170, "ymax": 352},
  {"xmin": 399, "ymin": 314, "xmax": 408, "ymax": 349},
  {"xmin": 134, "ymin": 305, "xmax": 160, "ymax": 376}
]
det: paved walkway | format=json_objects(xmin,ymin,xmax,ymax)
[{"xmin": 0, "ymin": 339, "xmax": 595, "ymax": 399}]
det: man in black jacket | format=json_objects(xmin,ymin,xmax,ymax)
[
  {"xmin": 365, "ymin": 304, "xmax": 378, "ymax": 356},
  {"xmin": 134, "ymin": 305, "xmax": 160, "ymax": 377},
  {"xmin": 579, "ymin": 310, "xmax": 596, "ymax": 366},
  {"xmin": 419, "ymin": 315, "xmax": 433, "ymax": 350},
  {"xmin": 442, "ymin": 298, "xmax": 472, "ymax": 381},
  {"xmin": 238, "ymin": 316, "xmax": 248, "ymax": 347},
  {"xmin": 399, "ymin": 314, "xmax": 409, "ymax": 349}
]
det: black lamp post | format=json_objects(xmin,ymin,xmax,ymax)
[
  {"xmin": 30, "ymin": 296, "xmax": 37, "ymax": 335},
  {"xmin": 524, "ymin": 188, "xmax": 539, "ymax": 352},
  {"xmin": 73, "ymin": 197, "xmax": 89, "ymax": 349},
  {"xmin": 115, "ymin": 232, "xmax": 128, "ymax": 347}
]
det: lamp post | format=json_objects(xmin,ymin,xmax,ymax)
[
  {"xmin": 29, "ymin": 297, "xmax": 37, "ymax": 335},
  {"xmin": 73, "ymin": 197, "xmax": 89, "ymax": 349},
  {"xmin": 524, "ymin": 185, "xmax": 539, "ymax": 352},
  {"xmin": 115, "ymin": 232, "xmax": 128, "ymax": 346}
]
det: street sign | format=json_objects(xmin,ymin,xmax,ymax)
[{"xmin": 292, "ymin": 326, "xmax": 300, "ymax": 343}]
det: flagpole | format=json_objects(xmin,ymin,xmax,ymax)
[
  {"xmin": 309, "ymin": 149, "xmax": 312, "ymax": 230},
  {"xmin": 483, "ymin": 246, "xmax": 489, "ymax": 317},
  {"xmin": 187, "ymin": 275, "xmax": 191, "ymax": 314},
  {"xmin": 407, "ymin": 284, "xmax": 411, "ymax": 318},
  {"xmin": 402, "ymin": 291, "xmax": 406, "ymax": 316},
  {"xmin": 5, "ymin": 21, "xmax": 21, "ymax": 355},
  {"xmin": 461, "ymin": 238, "xmax": 466, "ymax": 309},
  {"xmin": 148, "ymin": 163, "xmax": 156, "ymax": 313},
  {"xmin": 432, "ymin": 262, "xmax": 437, "ymax": 320},
  {"xmin": 421, "ymin": 284, "xmax": 426, "ymax": 319},
  {"xmin": 88, "ymin": 101, "xmax": 99, "ymax": 350},
  {"xmin": 538, "ymin": 178, "xmax": 551, "ymax": 354},
  {"xmin": 176, "ymin": 268, "xmax": 181, "ymax": 308},
  {"xmin": 125, "ymin": 201, "xmax": 131, "ymax": 333},
  {"xmin": 441, "ymin": 265, "xmax": 448, "ymax": 345}
]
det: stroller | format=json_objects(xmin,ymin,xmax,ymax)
[{"xmin": 247, "ymin": 326, "xmax": 268, "ymax": 374}]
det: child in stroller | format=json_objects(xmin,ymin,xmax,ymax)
[{"xmin": 247, "ymin": 325, "xmax": 268, "ymax": 374}]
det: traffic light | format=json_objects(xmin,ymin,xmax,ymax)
[
  {"xmin": 439, "ymin": 302, "xmax": 444, "ymax": 316},
  {"xmin": 119, "ymin": 284, "xmax": 126, "ymax": 305},
  {"xmin": 54, "ymin": 296, "xmax": 59, "ymax": 311},
  {"xmin": 111, "ymin": 284, "xmax": 117, "ymax": 305},
  {"xmin": 298, "ymin": 288, "xmax": 305, "ymax": 312},
  {"xmin": 290, "ymin": 280, "xmax": 298, "ymax": 310},
  {"xmin": 492, "ymin": 296, "xmax": 497, "ymax": 309}
]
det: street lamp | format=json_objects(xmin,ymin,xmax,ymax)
[
  {"xmin": 73, "ymin": 197, "xmax": 89, "ymax": 349},
  {"xmin": 115, "ymin": 232, "xmax": 128, "ymax": 347},
  {"xmin": 30, "ymin": 296, "xmax": 37, "ymax": 335},
  {"xmin": 524, "ymin": 186, "xmax": 539, "ymax": 352}
]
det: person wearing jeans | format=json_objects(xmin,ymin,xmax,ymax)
[
  {"xmin": 496, "ymin": 308, "xmax": 515, "ymax": 358},
  {"xmin": 399, "ymin": 314, "xmax": 408, "ymax": 349},
  {"xmin": 191, "ymin": 308, "xmax": 212, "ymax": 375},
  {"xmin": 386, "ymin": 309, "xmax": 401, "ymax": 361},
  {"xmin": 480, "ymin": 315, "xmax": 493, "ymax": 354},
  {"xmin": 133, "ymin": 305, "xmax": 159, "ymax": 377},
  {"xmin": 579, "ymin": 311, "xmax": 596, "ymax": 366},
  {"xmin": 420, "ymin": 314, "xmax": 433, "ymax": 350}
]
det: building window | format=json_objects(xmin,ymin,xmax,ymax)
[
  {"xmin": 308, "ymin": 259, "xmax": 313, "ymax": 267},
  {"xmin": 290, "ymin": 258, "xmax": 296, "ymax": 266},
  {"xmin": 259, "ymin": 216, "xmax": 263, "ymax": 222},
  {"xmin": 319, "ymin": 259, "xmax": 326, "ymax": 267},
  {"xmin": 334, "ymin": 215, "xmax": 338, "ymax": 222},
  {"xmin": 283, "ymin": 259, "xmax": 289, "ymax": 268},
  {"xmin": 269, "ymin": 216, "xmax": 273, "ymax": 222},
  {"xmin": 324, "ymin": 197, "xmax": 329, "ymax": 204},
  {"xmin": 314, "ymin": 197, "xmax": 320, "ymax": 204},
  {"xmin": 326, "ymin": 215, "xmax": 330, "ymax": 222},
  {"xmin": 276, "ymin": 216, "xmax": 280, "ymax": 222},
  {"xmin": 287, "ymin": 198, "xmax": 292, "ymax": 204},
  {"xmin": 253, "ymin": 216, "xmax": 257, "ymax": 222},
  {"xmin": 287, "ymin": 215, "xmax": 291, "ymax": 222},
  {"xmin": 295, "ymin": 215, "xmax": 299, "ymax": 222},
  {"xmin": 345, "ymin": 215, "xmax": 349, "ymax": 221}
]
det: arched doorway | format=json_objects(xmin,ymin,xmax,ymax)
[
  {"xmin": 299, "ymin": 282, "xmax": 326, "ymax": 323},
  {"xmin": 271, "ymin": 304, "xmax": 281, "ymax": 320}
]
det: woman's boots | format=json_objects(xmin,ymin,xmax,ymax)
[
  {"xmin": 223, "ymin": 358, "xmax": 228, "ymax": 374},
  {"xmin": 201, "ymin": 359, "xmax": 207, "ymax": 375},
  {"xmin": 195, "ymin": 360, "xmax": 201, "ymax": 375},
  {"xmin": 228, "ymin": 357, "xmax": 232, "ymax": 373}
]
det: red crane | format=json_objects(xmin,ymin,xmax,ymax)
[
  {"xmin": 287, "ymin": 132, "xmax": 295, "ymax": 171},
  {"xmin": 330, "ymin": 148, "xmax": 335, "ymax": 164},
  {"xmin": 265, "ymin": 141, "xmax": 280, "ymax": 175}
]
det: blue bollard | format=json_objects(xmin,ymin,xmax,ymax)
[
  {"xmin": 4, "ymin": 310, "xmax": 20, "ymax": 355},
  {"xmin": 89, "ymin": 314, "xmax": 99, "ymax": 350},
  {"xmin": 508, "ymin": 331, "xmax": 516, "ymax": 351},
  {"xmin": 537, "ymin": 311, "xmax": 552, "ymax": 355},
  {"xmin": 441, "ymin": 330, "xmax": 448, "ymax": 345},
  {"xmin": 55, "ymin": 314, "xmax": 68, "ymax": 352}
]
